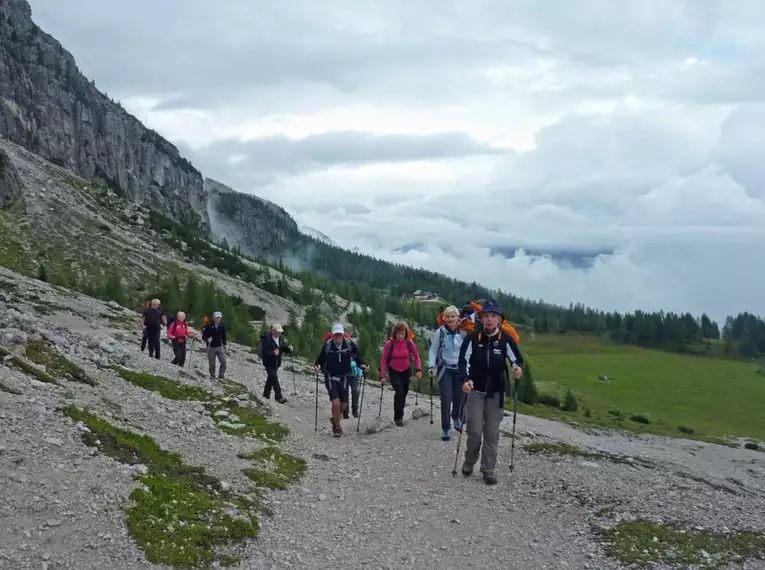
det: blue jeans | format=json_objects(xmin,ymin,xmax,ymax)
[{"xmin": 439, "ymin": 367, "xmax": 463, "ymax": 431}]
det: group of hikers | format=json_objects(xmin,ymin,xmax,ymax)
[
  {"xmin": 312, "ymin": 298, "xmax": 524, "ymax": 486},
  {"xmin": 138, "ymin": 297, "xmax": 524, "ymax": 486},
  {"xmin": 139, "ymin": 299, "xmax": 229, "ymax": 379}
]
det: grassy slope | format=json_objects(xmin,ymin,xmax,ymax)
[{"xmin": 519, "ymin": 333, "xmax": 765, "ymax": 444}]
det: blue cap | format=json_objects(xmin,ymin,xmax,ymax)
[{"xmin": 478, "ymin": 299, "xmax": 503, "ymax": 317}]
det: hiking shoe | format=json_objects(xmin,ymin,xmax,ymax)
[
  {"xmin": 454, "ymin": 419, "xmax": 463, "ymax": 432},
  {"xmin": 276, "ymin": 397, "xmax": 287, "ymax": 404},
  {"xmin": 332, "ymin": 423, "xmax": 342, "ymax": 438},
  {"xmin": 461, "ymin": 462, "xmax": 473, "ymax": 477},
  {"xmin": 482, "ymin": 471, "xmax": 498, "ymax": 485},
  {"xmin": 442, "ymin": 429, "xmax": 451, "ymax": 441},
  {"xmin": 394, "ymin": 419, "xmax": 404, "ymax": 427},
  {"xmin": 218, "ymin": 375, "xmax": 225, "ymax": 380},
  {"xmin": 352, "ymin": 409, "xmax": 359, "ymax": 418},
  {"xmin": 342, "ymin": 409, "xmax": 350, "ymax": 420}
]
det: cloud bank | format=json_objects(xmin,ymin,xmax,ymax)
[{"xmin": 29, "ymin": 0, "xmax": 765, "ymax": 323}]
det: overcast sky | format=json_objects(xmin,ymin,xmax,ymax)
[{"xmin": 30, "ymin": 0, "xmax": 765, "ymax": 323}]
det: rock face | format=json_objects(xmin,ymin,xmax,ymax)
[
  {"xmin": 205, "ymin": 178, "xmax": 301, "ymax": 256},
  {"xmin": 0, "ymin": 0, "xmax": 210, "ymax": 232},
  {"xmin": 0, "ymin": 146, "xmax": 21, "ymax": 208}
]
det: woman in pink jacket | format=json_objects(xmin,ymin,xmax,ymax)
[
  {"xmin": 380, "ymin": 321, "xmax": 422, "ymax": 426},
  {"xmin": 167, "ymin": 311, "xmax": 193, "ymax": 367}
]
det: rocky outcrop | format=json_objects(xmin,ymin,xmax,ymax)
[
  {"xmin": 0, "ymin": 0, "xmax": 210, "ymax": 232},
  {"xmin": 0, "ymin": 146, "xmax": 21, "ymax": 207},
  {"xmin": 205, "ymin": 178, "xmax": 301, "ymax": 256}
]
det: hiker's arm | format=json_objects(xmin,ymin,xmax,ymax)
[
  {"xmin": 458, "ymin": 335, "xmax": 472, "ymax": 381},
  {"xmin": 315, "ymin": 348, "xmax": 326, "ymax": 368},
  {"xmin": 222, "ymin": 326, "xmax": 227, "ymax": 346},
  {"xmin": 505, "ymin": 337, "xmax": 524, "ymax": 368},
  {"xmin": 281, "ymin": 339, "xmax": 292, "ymax": 354},
  {"xmin": 427, "ymin": 330, "xmax": 439, "ymax": 369},
  {"xmin": 167, "ymin": 324, "xmax": 175, "ymax": 340}
]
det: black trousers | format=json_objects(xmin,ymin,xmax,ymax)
[
  {"xmin": 146, "ymin": 326, "xmax": 161, "ymax": 359},
  {"xmin": 171, "ymin": 340, "xmax": 187, "ymax": 366},
  {"xmin": 263, "ymin": 367, "xmax": 283, "ymax": 400},
  {"xmin": 389, "ymin": 369, "xmax": 411, "ymax": 421}
]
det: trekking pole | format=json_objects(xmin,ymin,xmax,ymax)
[
  {"xmin": 356, "ymin": 370, "xmax": 367, "ymax": 433},
  {"xmin": 509, "ymin": 377, "xmax": 519, "ymax": 472},
  {"xmin": 290, "ymin": 355, "xmax": 297, "ymax": 396},
  {"xmin": 452, "ymin": 392, "xmax": 469, "ymax": 477},
  {"xmin": 377, "ymin": 380, "xmax": 384, "ymax": 418},
  {"xmin": 429, "ymin": 373, "xmax": 434, "ymax": 425},
  {"xmin": 314, "ymin": 370, "xmax": 319, "ymax": 433}
]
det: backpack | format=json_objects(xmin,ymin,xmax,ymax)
[
  {"xmin": 461, "ymin": 300, "xmax": 521, "ymax": 345},
  {"xmin": 255, "ymin": 332, "xmax": 269, "ymax": 359},
  {"xmin": 384, "ymin": 336, "xmax": 417, "ymax": 368}
]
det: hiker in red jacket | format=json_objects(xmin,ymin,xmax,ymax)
[
  {"xmin": 167, "ymin": 311, "xmax": 193, "ymax": 367},
  {"xmin": 380, "ymin": 321, "xmax": 422, "ymax": 426}
]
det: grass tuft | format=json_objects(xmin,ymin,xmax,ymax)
[
  {"xmin": 60, "ymin": 405, "xmax": 262, "ymax": 567},
  {"xmin": 0, "ymin": 345, "xmax": 58, "ymax": 385},
  {"xmin": 240, "ymin": 446, "xmax": 307, "ymax": 490},
  {"xmin": 599, "ymin": 520, "xmax": 765, "ymax": 569},
  {"xmin": 25, "ymin": 340, "xmax": 96, "ymax": 385},
  {"xmin": 111, "ymin": 366, "xmax": 211, "ymax": 401},
  {"xmin": 523, "ymin": 441, "xmax": 655, "ymax": 468}
]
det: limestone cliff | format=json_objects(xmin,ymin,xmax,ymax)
[
  {"xmin": 205, "ymin": 178, "xmax": 301, "ymax": 257},
  {"xmin": 0, "ymin": 0, "xmax": 210, "ymax": 232}
]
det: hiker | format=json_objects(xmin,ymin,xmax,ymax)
[
  {"xmin": 458, "ymin": 299, "xmax": 524, "ymax": 485},
  {"xmin": 428, "ymin": 305, "xmax": 465, "ymax": 441},
  {"xmin": 260, "ymin": 323, "xmax": 292, "ymax": 404},
  {"xmin": 344, "ymin": 357, "xmax": 363, "ymax": 419},
  {"xmin": 140, "ymin": 299, "xmax": 166, "ymax": 360},
  {"xmin": 380, "ymin": 321, "xmax": 422, "ymax": 427},
  {"xmin": 167, "ymin": 311, "xmax": 193, "ymax": 367},
  {"xmin": 202, "ymin": 311, "xmax": 227, "ymax": 379},
  {"xmin": 140, "ymin": 300, "xmax": 150, "ymax": 351},
  {"xmin": 314, "ymin": 323, "xmax": 367, "ymax": 437}
]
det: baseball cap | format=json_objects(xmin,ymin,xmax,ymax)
[
  {"xmin": 213, "ymin": 311, "xmax": 222, "ymax": 319},
  {"xmin": 331, "ymin": 323, "xmax": 344, "ymax": 335},
  {"xmin": 271, "ymin": 323, "xmax": 284, "ymax": 333}
]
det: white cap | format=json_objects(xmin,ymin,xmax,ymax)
[
  {"xmin": 213, "ymin": 311, "xmax": 222, "ymax": 319},
  {"xmin": 331, "ymin": 323, "xmax": 344, "ymax": 335},
  {"xmin": 271, "ymin": 323, "xmax": 283, "ymax": 333}
]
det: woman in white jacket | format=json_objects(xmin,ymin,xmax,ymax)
[{"xmin": 427, "ymin": 305, "xmax": 465, "ymax": 441}]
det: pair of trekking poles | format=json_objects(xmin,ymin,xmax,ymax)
[{"xmin": 450, "ymin": 373, "xmax": 519, "ymax": 476}]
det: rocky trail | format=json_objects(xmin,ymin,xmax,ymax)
[{"xmin": 1, "ymin": 269, "xmax": 765, "ymax": 570}]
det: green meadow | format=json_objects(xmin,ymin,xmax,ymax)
[{"xmin": 515, "ymin": 333, "xmax": 765, "ymax": 445}]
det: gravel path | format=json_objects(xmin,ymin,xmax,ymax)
[{"xmin": 2, "ymin": 268, "xmax": 765, "ymax": 569}]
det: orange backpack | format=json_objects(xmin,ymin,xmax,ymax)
[{"xmin": 461, "ymin": 300, "xmax": 521, "ymax": 344}]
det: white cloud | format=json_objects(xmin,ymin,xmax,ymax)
[{"xmin": 28, "ymin": 0, "xmax": 765, "ymax": 323}]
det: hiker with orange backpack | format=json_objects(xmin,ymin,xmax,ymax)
[
  {"xmin": 428, "ymin": 305, "xmax": 465, "ymax": 441},
  {"xmin": 380, "ymin": 321, "xmax": 422, "ymax": 427},
  {"xmin": 457, "ymin": 299, "xmax": 524, "ymax": 485}
]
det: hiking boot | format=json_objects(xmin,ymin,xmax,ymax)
[
  {"xmin": 332, "ymin": 423, "xmax": 342, "ymax": 438},
  {"xmin": 394, "ymin": 418, "xmax": 404, "ymax": 427},
  {"xmin": 343, "ymin": 408, "xmax": 350, "ymax": 420},
  {"xmin": 276, "ymin": 397, "xmax": 287, "ymax": 404},
  {"xmin": 461, "ymin": 462, "xmax": 473, "ymax": 477},
  {"xmin": 352, "ymin": 409, "xmax": 359, "ymax": 418},
  {"xmin": 442, "ymin": 429, "xmax": 451, "ymax": 441},
  {"xmin": 262, "ymin": 392, "xmax": 271, "ymax": 400},
  {"xmin": 482, "ymin": 471, "xmax": 498, "ymax": 485},
  {"xmin": 453, "ymin": 419, "xmax": 463, "ymax": 432},
  {"xmin": 218, "ymin": 375, "xmax": 225, "ymax": 380}
]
